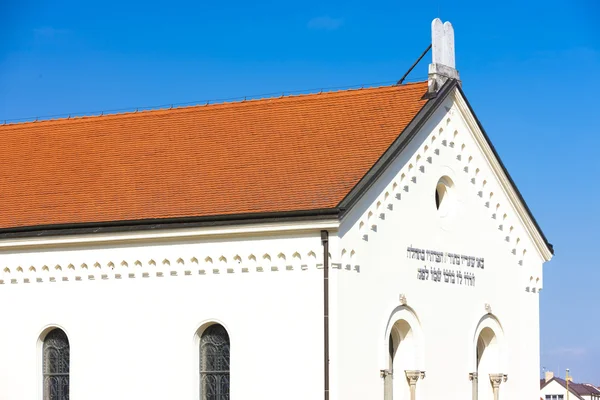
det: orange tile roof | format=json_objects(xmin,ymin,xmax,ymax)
[{"xmin": 0, "ymin": 81, "xmax": 429, "ymax": 230}]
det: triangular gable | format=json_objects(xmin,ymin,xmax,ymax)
[
  {"xmin": 338, "ymin": 79, "xmax": 553, "ymax": 261},
  {"xmin": 452, "ymin": 83, "xmax": 553, "ymax": 260}
]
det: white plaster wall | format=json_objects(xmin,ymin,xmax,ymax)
[
  {"xmin": 0, "ymin": 88, "xmax": 550, "ymax": 400},
  {"xmin": 332, "ymin": 89, "xmax": 546, "ymax": 400},
  {"xmin": 0, "ymin": 232, "xmax": 327, "ymax": 400},
  {"xmin": 540, "ymin": 380, "xmax": 570, "ymax": 398}
]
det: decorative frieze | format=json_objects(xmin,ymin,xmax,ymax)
[{"xmin": 0, "ymin": 248, "xmax": 360, "ymax": 285}]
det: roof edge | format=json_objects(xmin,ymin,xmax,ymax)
[
  {"xmin": 336, "ymin": 78, "xmax": 553, "ymax": 260},
  {"xmin": 0, "ymin": 208, "xmax": 341, "ymax": 240},
  {"xmin": 542, "ymin": 377, "xmax": 586, "ymax": 399},
  {"xmin": 453, "ymin": 85, "xmax": 554, "ymax": 258},
  {"xmin": 337, "ymin": 79, "xmax": 458, "ymax": 214}
]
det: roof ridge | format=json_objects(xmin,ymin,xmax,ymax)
[{"xmin": 0, "ymin": 81, "xmax": 427, "ymax": 128}]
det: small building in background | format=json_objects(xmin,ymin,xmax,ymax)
[{"xmin": 541, "ymin": 371, "xmax": 600, "ymax": 400}]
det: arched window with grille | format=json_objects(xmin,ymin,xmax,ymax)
[
  {"xmin": 43, "ymin": 328, "xmax": 70, "ymax": 400},
  {"xmin": 200, "ymin": 324, "xmax": 230, "ymax": 400}
]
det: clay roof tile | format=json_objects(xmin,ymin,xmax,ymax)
[{"xmin": 0, "ymin": 81, "xmax": 429, "ymax": 230}]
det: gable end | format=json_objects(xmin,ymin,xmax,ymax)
[{"xmin": 452, "ymin": 86, "xmax": 554, "ymax": 260}]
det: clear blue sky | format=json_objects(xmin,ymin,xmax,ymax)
[{"xmin": 2, "ymin": 0, "xmax": 599, "ymax": 384}]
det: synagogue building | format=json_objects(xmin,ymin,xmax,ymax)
[{"xmin": 0, "ymin": 19, "xmax": 553, "ymax": 400}]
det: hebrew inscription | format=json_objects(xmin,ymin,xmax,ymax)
[{"xmin": 407, "ymin": 246, "xmax": 483, "ymax": 287}]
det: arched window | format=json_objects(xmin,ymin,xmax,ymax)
[
  {"xmin": 384, "ymin": 320, "xmax": 415, "ymax": 400},
  {"xmin": 200, "ymin": 324, "xmax": 230, "ymax": 400},
  {"xmin": 43, "ymin": 328, "xmax": 70, "ymax": 400}
]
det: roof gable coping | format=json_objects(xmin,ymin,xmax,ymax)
[
  {"xmin": 451, "ymin": 87, "xmax": 553, "ymax": 261},
  {"xmin": 337, "ymin": 79, "xmax": 457, "ymax": 217}
]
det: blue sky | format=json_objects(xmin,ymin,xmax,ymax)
[{"xmin": 2, "ymin": 0, "xmax": 599, "ymax": 384}]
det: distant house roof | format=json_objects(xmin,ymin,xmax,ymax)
[
  {"xmin": 542, "ymin": 377, "xmax": 600, "ymax": 398},
  {"xmin": 0, "ymin": 82, "xmax": 429, "ymax": 232}
]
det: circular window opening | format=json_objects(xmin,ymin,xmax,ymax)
[{"xmin": 435, "ymin": 176, "xmax": 454, "ymax": 216}]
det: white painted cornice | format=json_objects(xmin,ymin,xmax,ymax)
[
  {"xmin": 451, "ymin": 89, "xmax": 553, "ymax": 262},
  {"xmin": 0, "ymin": 242, "xmax": 360, "ymax": 285},
  {"xmin": 0, "ymin": 219, "xmax": 339, "ymax": 250}
]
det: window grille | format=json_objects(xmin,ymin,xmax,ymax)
[
  {"xmin": 43, "ymin": 329, "xmax": 70, "ymax": 400},
  {"xmin": 200, "ymin": 324, "xmax": 230, "ymax": 400}
]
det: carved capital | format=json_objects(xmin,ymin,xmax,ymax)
[
  {"xmin": 489, "ymin": 373, "xmax": 507, "ymax": 388},
  {"xmin": 405, "ymin": 370, "xmax": 425, "ymax": 385},
  {"xmin": 469, "ymin": 372, "xmax": 478, "ymax": 381},
  {"xmin": 380, "ymin": 369, "xmax": 393, "ymax": 378}
]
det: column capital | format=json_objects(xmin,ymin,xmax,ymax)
[
  {"xmin": 489, "ymin": 373, "xmax": 508, "ymax": 388},
  {"xmin": 380, "ymin": 369, "xmax": 393, "ymax": 378},
  {"xmin": 405, "ymin": 370, "xmax": 425, "ymax": 384},
  {"xmin": 469, "ymin": 372, "xmax": 478, "ymax": 381}
]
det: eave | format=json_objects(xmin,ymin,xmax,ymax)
[{"xmin": 0, "ymin": 209, "xmax": 341, "ymax": 250}]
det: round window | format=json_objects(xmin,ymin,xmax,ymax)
[{"xmin": 435, "ymin": 176, "xmax": 454, "ymax": 217}]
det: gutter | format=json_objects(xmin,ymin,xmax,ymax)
[
  {"xmin": 0, "ymin": 208, "xmax": 341, "ymax": 240},
  {"xmin": 321, "ymin": 230, "xmax": 330, "ymax": 400}
]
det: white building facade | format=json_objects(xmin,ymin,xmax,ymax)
[
  {"xmin": 0, "ymin": 19, "xmax": 552, "ymax": 400},
  {"xmin": 541, "ymin": 372, "xmax": 600, "ymax": 400}
]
